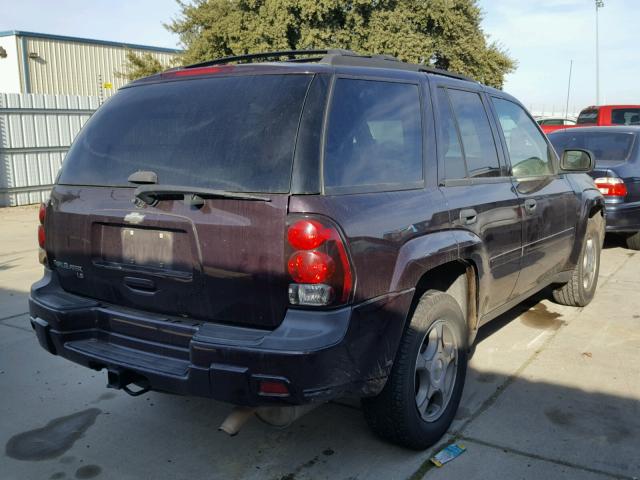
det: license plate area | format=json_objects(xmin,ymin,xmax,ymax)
[{"xmin": 121, "ymin": 228, "xmax": 174, "ymax": 269}]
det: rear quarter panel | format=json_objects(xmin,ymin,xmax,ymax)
[{"xmin": 288, "ymin": 188, "xmax": 454, "ymax": 303}]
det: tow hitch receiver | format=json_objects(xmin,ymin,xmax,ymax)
[{"xmin": 107, "ymin": 368, "xmax": 151, "ymax": 397}]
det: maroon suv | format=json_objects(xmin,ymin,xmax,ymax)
[{"xmin": 30, "ymin": 50, "xmax": 605, "ymax": 449}]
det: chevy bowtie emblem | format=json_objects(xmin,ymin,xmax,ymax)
[{"xmin": 124, "ymin": 212, "xmax": 145, "ymax": 225}]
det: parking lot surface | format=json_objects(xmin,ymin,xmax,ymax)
[{"xmin": 1, "ymin": 205, "xmax": 639, "ymax": 480}]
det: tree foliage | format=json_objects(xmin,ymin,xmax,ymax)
[
  {"xmin": 126, "ymin": 0, "xmax": 516, "ymax": 88},
  {"xmin": 118, "ymin": 50, "xmax": 178, "ymax": 81}
]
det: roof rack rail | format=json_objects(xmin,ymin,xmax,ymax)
[
  {"xmin": 324, "ymin": 53, "xmax": 475, "ymax": 82},
  {"xmin": 418, "ymin": 66, "xmax": 474, "ymax": 83},
  {"xmin": 182, "ymin": 49, "xmax": 475, "ymax": 83},
  {"xmin": 185, "ymin": 49, "xmax": 356, "ymax": 69}
]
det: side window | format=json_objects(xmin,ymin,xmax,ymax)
[
  {"xmin": 492, "ymin": 98, "xmax": 554, "ymax": 177},
  {"xmin": 447, "ymin": 89, "xmax": 501, "ymax": 178},
  {"xmin": 324, "ymin": 79, "xmax": 423, "ymax": 190},
  {"xmin": 436, "ymin": 88, "xmax": 466, "ymax": 179}
]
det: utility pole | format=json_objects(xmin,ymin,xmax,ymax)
[
  {"xmin": 565, "ymin": 60, "xmax": 573, "ymax": 119},
  {"xmin": 595, "ymin": 0, "xmax": 604, "ymax": 105}
]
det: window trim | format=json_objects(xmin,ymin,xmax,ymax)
[
  {"xmin": 490, "ymin": 95, "xmax": 560, "ymax": 179},
  {"xmin": 442, "ymin": 87, "xmax": 469, "ymax": 178},
  {"xmin": 442, "ymin": 176, "xmax": 513, "ymax": 187},
  {"xmin": 321, "ymin": 74, "xmax": 427, "ymax": 195},
  {"xmin": 435, "ymin": 86, "xmax": 504, "ymax": 184}
]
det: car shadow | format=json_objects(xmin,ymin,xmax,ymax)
[{"xmin": 603, "ymin": 233, "xmax": 628, "ymax": 250}]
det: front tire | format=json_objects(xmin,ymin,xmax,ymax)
[
  {"xmin": 553, "ymin": 213, "xmax": 603, "ymax": 307},
  {"xmin": 362, "ymin": 290, "xmax": 468, "ymax": 450}
]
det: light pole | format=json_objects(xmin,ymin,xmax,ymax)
[{"xmin": 595, "ymin": 0, "xmax": 604, "ymax": 105}]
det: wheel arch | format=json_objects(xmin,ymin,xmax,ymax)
[
  {"xmin": 570, "ymin": 191, "xmax": 606, "ymax": 265},
  {"xmin": 401, "ymin": 259, "xmax": 479, "ymax": 349}
]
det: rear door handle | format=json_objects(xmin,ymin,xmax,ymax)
[
  {"xmin": 459, "ymin": 209, "xmax": 478, "ymax": 225},
  {"xmin": 524, "ymin": 199, "xmax": 537, "ymax": 214}
]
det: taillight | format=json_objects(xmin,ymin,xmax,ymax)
[
  {"xmin": 286, "ymin": 217, "xmax": 354, "ymax": 307},
  {"xmin": 38, "ymin": 202, "xmax": 47, "ymax": 264},
  {"xmin": 38, "ymin": 202, "xmax": 46, "ymax": 223},
  {"xmin": 258, "ymin": 380, "xmax": 290, "ymax": 397},
  {"xmin": 594, "ymin": 177, "xmax": 627, "ymax": 197},
  {"xmin": 288, "ymin": 251, "xmax": 335, "ymax": 283},
  {"xmin": 37, "ymin": 225, "xmax": 45, "ymax": 248}
]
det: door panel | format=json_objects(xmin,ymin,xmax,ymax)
[
  {"xmin": 490, "ymin": 96, "xmax": 578, "ymax": 297},
  {"xmin": 444, "ymin": 182, "xmax": 522, "ymax": 314},
  {"xmin": 511, "ymin": 177, "xmax": 577, "ymax": 296},
  {"xmin": 433, "ymin": 84, "xmax": 522, "ymax": 315}
]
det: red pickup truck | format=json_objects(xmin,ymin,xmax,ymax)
[
  {"xmin": 576, "ymin": 105, "xmax": 640, "ymax": 126},
  {"xmin": 539, "ymin": 105, "xmax": 640, "ymax": 135}
]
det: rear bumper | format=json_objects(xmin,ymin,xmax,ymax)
[
  {"xmin": 29, "ymin": 270, "xmax": 412, "ymax": 406},
  {"xmin": 604, "ymin": 200, "xmax": 640, "ymax": 232}
]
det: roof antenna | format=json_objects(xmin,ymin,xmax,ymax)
[{"xmin": 564, "ymin": 59, "xmax": 573, "ymax": 120}]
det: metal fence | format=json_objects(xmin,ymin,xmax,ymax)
[{"xmin": 0, "ymin": 92, "xmax": 98, "ymax": 207}]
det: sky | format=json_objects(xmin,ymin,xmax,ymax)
[
  {"xmin": 478, "ymin": 0, "xmax": 640, "ymax": 115},
  {"xmin": 1, "ymin": 0, "xmax": 638, "ymax": 115}
]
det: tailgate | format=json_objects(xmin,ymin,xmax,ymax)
[{"xmin": 47, "ymin": 186, "xmax": 289, "ymax": 328}]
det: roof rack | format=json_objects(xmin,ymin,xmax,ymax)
[
  {"xmin": 185, "ymin": 49, "xmax": 355, "ymax": 68},
  {"xmin": 183, "ymin": 49, "xmax": 475, "ymax": 83}
]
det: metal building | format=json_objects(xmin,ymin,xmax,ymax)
[{"xmin": 0, "ymin": 30, "xmax": 180, "ymax": 98}]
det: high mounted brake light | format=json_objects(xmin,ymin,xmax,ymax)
[
  {"xmin": 594, "ymin": 177, "xmax": 627, "ymax": 197},
  {"xmin": 161, "ymin": 65, "xmax": 235, "ymax": 79},
  {"xmin": 286, "ymin": 217, "xmax": 354, "ymax": 307}
]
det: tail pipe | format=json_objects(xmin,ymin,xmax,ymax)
[{"xmin": 219, "ymin": 403, "xmax": 322, "ymax": 436}]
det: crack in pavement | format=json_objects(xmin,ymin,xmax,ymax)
[
  {"xmin": 459, "ymin": 436, "xmax": 635, "ymax": 480},
  {"xmin": 0, "ymin": 312, "xmax": 31, "ymax": 332},
  {"xmin": 0, "ymin": 312, "xmax": 29, "ymax": 323},
  {"xmin": 0, "ymin": 321, "xmax": 32, "ymax": 333},
  {"xmin": 0, "ymin": 248, "xmax": 39, "ymax": 258}
]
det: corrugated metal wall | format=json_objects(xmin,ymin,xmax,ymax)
[
  {"xmin": 21, "ymin": 37, "xmax": 176, "ymax": 97},
  {"xmin": 0, "ymin": 92, "xmax": 98, "ymax": 207}
]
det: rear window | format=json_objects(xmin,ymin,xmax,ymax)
[
  {"xmin": 549, "ymin": 131, "xmax": 635, "ymax": 162},
  {"xmin": 611, "ymin": 108, "xmax": 640, "ymax": 125},
  {"xmin": 58, "ymin": 74, "xmax": 313, "ymax": 192},
  {"xmin": 577, "ymin": 109, "xmax": 599, "ymax": 124},
  {"xmin": 324, "ymin": 78, "xmax": 423, "ymax": 191}
]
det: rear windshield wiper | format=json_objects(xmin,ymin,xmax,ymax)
[{"xmin": 134, "ymin": 184, "xmax": 271, "ymax": 207}]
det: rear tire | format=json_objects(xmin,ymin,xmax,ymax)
[
  {"xmin": 362, "ymin": 290, "xmax": 468, "ymax": 450},
  {"xmin": 552, "ymin": 213, "xmax": 603, "ymax": 307},
  {"xmin": 625, "ymin": 231, "xmax": 640, "ymax": 250}
]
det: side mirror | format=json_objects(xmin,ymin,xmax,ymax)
[{"xmin": 560, "ymin": 149, "xmax": 594, "ymax": 172}]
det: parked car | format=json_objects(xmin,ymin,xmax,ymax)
[
  {"xmin": 549, "ymin": 126, "xmax": 640, "ymax": 249},
  {"xmin": 537, "ymin": 117, "xmax": 577, "ymax": 134},
  {"xmin": 577, "ymin": 105, "xmax": 640, "ymax": 127},
  {"xmin": 29, "ymin": 50, "xmax": 605, "ymax": 450}
]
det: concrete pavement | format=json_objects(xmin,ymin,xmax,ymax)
[{"xmin": 1, "ymin": 206, "xmax": 638, "ymax": 480}]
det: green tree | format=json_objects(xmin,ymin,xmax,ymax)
[
  {"xmin": 126, "ymin": 0, "xmax": 516, "ymax": 88},
  {"xmin": 118, "ymin": 50, "xmax": 180, "ymax": 81}
]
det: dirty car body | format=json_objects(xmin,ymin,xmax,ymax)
[{"xmin": 30, "ymin": 51, "xmax": 604, "ymax": 446}]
